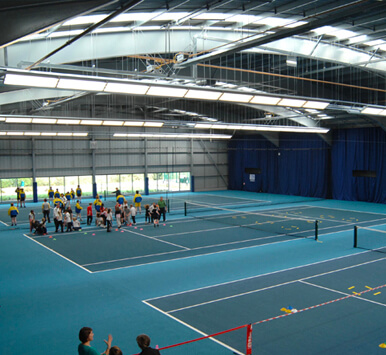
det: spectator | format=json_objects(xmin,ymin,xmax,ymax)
[
  {"xmin": 136, "ymin": 334, "xmax": 160, "ymax": 355},
  {"xmin": 78, "ymin": 327, "xmax": 112, "ymax": 355},
  {"xmin": 109, "ymin": 346, "xmax": 123, "ymax": 355}
]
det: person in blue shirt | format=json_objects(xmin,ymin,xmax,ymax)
[{"xmin": 78, "ymin": 327, "xmax": 112, "ymax": 355}]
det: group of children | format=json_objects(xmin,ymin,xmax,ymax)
[{"xmin": 9, "ymin": 185, "xmax": 168, "ymax": 232}]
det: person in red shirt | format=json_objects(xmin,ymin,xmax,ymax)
[{"xmin": 87, "ymin": 203, "xmax": 93, "ymax": 225}]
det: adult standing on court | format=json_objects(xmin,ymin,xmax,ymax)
[
  {"xmin": 78, "ymin": 327, "xmax": 112, "ymax": 355},
  {"xmin": 42, "ymin": 198, "xmax": 51, "ymax": 223},
  {"xmin": 48, "ymin": 186, "xmax": 54, "ymax": 203},
  {"xmin": 76, "ymin": 185, "xmax": 82, "ymax": 202},
  {"xmin": 19, "ymin": 188, "xmax": 26, "ymax": 208},
  {"xmin": 15, "ymin": 187, "xmax": 21, "ymax": 207},
  {"xmin": 158, "ymin": 196, "xmax": 167, "ymax": 222},
  {"xmin": 8, "ymin": 203, "xmax": 19, "ymax": 226},
  {"xmin": 133, "ymin": 190, "xmax": 142, "ymax": 214},
  {"xmin": 113, "ymin": 187, "xmax": 121, "ymax": 198}
]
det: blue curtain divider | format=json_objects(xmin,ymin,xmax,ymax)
[{"xmin": 228, "ymin": 128, "xmax": 385, "ymax": 204}]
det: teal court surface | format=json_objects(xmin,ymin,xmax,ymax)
[{"xmin": 0, "ymin": 191, "xmax": 385, "ymax": 354}]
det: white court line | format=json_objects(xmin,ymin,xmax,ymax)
[
  {"xmin": 163, "ymin": 256, "xmax": 386, "ymax": 314},
  {"xmin": 22, "ymin": 233, "xmax": 91, "ymax": 273},
  {"xmin": 82, "ymin": 232, "xmax": 289, "ymax": 267},
  {"xmin": 119, "ymin": 227, "xmax": 190, "ymax": 250},
  {"xmin": 302, "ymin": 204, "xmax": 386, "ymax": 216},
  {"xmin": 90, "ymin": 236, "xmax": 298, "ymax": 273},
  {"xmin": 145, "ymin": 252, "xmax": 386, "ymax": 302},
  {"xmin": 299, "ymin": 280, "xmax": 386, "ymax": 308},
  {"xmin": 142, "ymin": 300, "xmax": 244, "ymax": 355}
]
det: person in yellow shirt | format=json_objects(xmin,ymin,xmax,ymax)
[
  {"xmin": 75, "ymin": 200, "xmax": 83, "ymax": 221},
  {"xmin": 48, "ymin": 187, "xmax": 54, "ymax": 203},
  {"xmin": 133, "ymin": 190, "xmax": 142, "ymax": 214},
  {"xmin": 8, "ymin": 203, "xmax": 19, "ymax": 226}
]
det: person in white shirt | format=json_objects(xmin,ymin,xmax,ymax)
[
  {"xmin": 129, "ymin": 204, "xmax": 137, "ymax": 225},
  {"xmin": 53, "ymin": 204, "xmax": 63, "ymax": 233},
  {"xmin": 106, "ymin": 208, "xmax": 113, "ymax": 232},
  {"xmin": 72, "ymin": 217, "xmax": 81, "ymax": 231}
]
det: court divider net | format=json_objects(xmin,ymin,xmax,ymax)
[
  {"xmin": 354, "ymin": 225, "xmax": 386, "ymax": 253},
  {"xmin": 185, "ymin": 201, "xmax": 318, "ymax": 240}
]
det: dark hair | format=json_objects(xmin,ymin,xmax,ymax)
[
  {"xmin": 136, "ymin": 334, "xmax": 151, "ymax": 349},
  {"xmin": 79, "ymin": 327, "xmax": 92, "ymax": 343},
  {"xmin": 110, "ymin": 346, "xmax": 123, "ymax": 355}
]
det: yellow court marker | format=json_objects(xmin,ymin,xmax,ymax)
[
  {"xmin": 348, "ymin": 286, "xmax": 355, "ymax": 290},
  {"xmin": 379, "ymin": 343, "xmax": 386, "ymax": 348},
  {"xmin": 374, "ymin": 292, "xmax": 381, "ymax": 296},
  {"xmin": 365, "ymin": 286, "xmax": 373, "ymax": 290}
]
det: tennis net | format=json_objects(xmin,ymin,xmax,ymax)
[
  {"xmin": 354, "ymin": 225, "xmax": 386, "ymax": 253},
  {"xmin": 184, "ymin": 201, "xmax": 318, "ymax": 240}
]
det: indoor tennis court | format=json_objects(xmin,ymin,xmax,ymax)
[{"xmin": 1, "ymin": 1, "xmax": 386, "ymax": 355}]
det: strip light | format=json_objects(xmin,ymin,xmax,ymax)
[
  {"xmin": 113, "ymin": 133, "xmax": 232, "ymax": 139},
  {"xmin": 2, "ymin": 70, "xmax": 331, "ymax": 110},
  {"xmin": 0, "ymin": 131, "xmax": 88, "ymax": 137}
]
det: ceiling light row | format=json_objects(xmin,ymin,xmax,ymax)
[
  {"xmin": 1, "ymin": 116, "xmax": 164, "ymax": 127},
  {"xmin": 361, "ymin": 107, "xmax": 386, "ymax": 116},
  {"xmin": 0, "ymin": 131, "xmax": 88, "ymax": 136},
  {"xmin": 3, "ymin": 72, "xmax": 330, "ymax": 109},
  {"xmin": 113, "ymin": 133, "xmax": 232, "ymax": 139}
]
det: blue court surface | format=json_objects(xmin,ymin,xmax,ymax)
[{"xmin": 0, "ymin": 191, "xmax": 385, "ymax": 354}]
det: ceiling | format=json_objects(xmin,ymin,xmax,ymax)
[{"xmin": 0, "ymin": 0, "xmax": 386, "ymax": 140}]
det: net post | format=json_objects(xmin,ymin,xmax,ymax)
[
  {"xmin": 354, "ymin": 226, "xmax": 358, "ymax": 248},
  {"xmin": 246, "ymin": 324, "xmax": 253, "ymax": 355},
  {"xmin": 315, "ymin": 220, "xmax": 319, "ymax": 241},
  {"xmin": 184, "ymin": 202, "xmax": 187, "ymax": 216}
]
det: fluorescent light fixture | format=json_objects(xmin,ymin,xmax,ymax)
[
  {"xmin": 286, "ymin": 57, "xmax": 297, "ymax": 67},
  {"xmin": 250, "ymin": 95, "xmax": 281, "ymax": 105},
  {"xmin": 211, "ymin": 124, "xmax": 227, "ymax": 129},
  {"xmin": 24, "ymin": 132, "xmax": 41, "ymax": 136},
  {"xmin": 303, "ymin": 101, "xmax": 329, "ymax": 109},
  {"xmin": 6, "ymin": 117, "xmax": 32, "ymax": 123},
  {"xmin": 380, "ymin": 110, "xmax": 386, "ymax": 116},
  {"xmin": 41, "ymin": 132, "xmax": 58, "ymax": 136},
  {"xmin": 361, "ymin": 107, "xmax": 384, "ymax": 115},
  {"xmin": 7, "ymin": 132, "xmax": 24, "ymax": 135},
  {"xmin": 123, "ymin": 121, "xmax": 144, "ymax": 127},
  {"xmin": 32, "ymin": 118, "xmax": 58, "ymax": 124},
  {"xmin": 113, "ymin": 133, "xmax": 231, "ymax": 139},
  {"xmin": 146, "ymin": 86, "xmax": 188, "ymax": 98},
  {"xmin": 284, "ymin": 20, "xmax": 307, "ymax": 28},
  {"xmin": 102, "ymin": 121, "xmax": 124, "ymax": 126},
  {"xmin": 57, "ymin": 132, "xmax": 73, "ymax": 136},
  {"xmin": 73, "ymin": 133, "xmax": 88, "ymax": 136},
  {"xmin": 104, "ymin": 82, "xmax": 149, "ymax": 95},
  {"xmin": 194, "ymin": 123, "xmax": 213, "ymax": 129},
  {"xmin": 0, "ymin": 117, "xmax": 5, "ymax": 121},
  {"xmin": 277, "ymin": 98, "xmax": 306, "ymax": 107},
  {"xmin": 185, "ymin": 89, "xmax": 222, "ymax": 100},
  {"xmin": 80, "ymin": 120, "xmax": 103, "ymax": 125},
  {"xmin": 57, "ymin": 78, "xmax": 106, "ymax": 91},
  {"xmin": 0, "ymin": 131, "xmax": 7, "ymax": 135},
  {"xmin": 57, "ymin": 119, "xmax": 81, "ymax": 125},
  {"xmin": 144, "ymin": 121, "xmax": 164, "ymax": 127},
  {"xmin": 219, "ymin": 93, "xmax": 253, "ymax": 103},
  {"xmin": 4, "ymin": 73, "xmax": 58, "ymax": 88}
]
